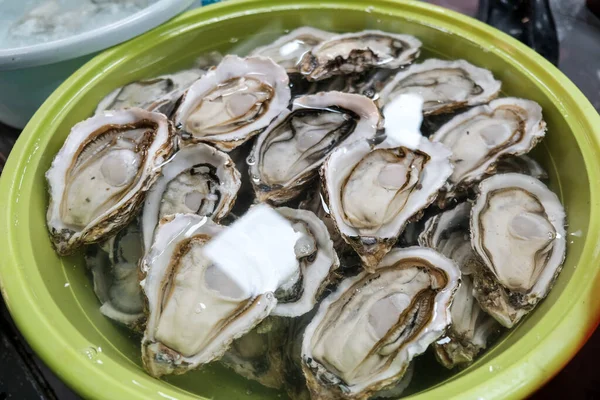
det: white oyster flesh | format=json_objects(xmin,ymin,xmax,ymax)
[
  {"xmin": 85, "ymin": 219, "xmax": 144, "ymax": 329},
  {"xmin": 173, "ymin": 55, "xmax": 291, "ymax": 151},
  {"xmin": 46, "ymin": 108, "xmax": 175, "ymax": 255},
  {"xmin": 321, "ymin": 134, "xmax": 453, "ymax": 270},
  {"xmin": 431, "ymin": 97, "xmax": 546, "ymax": 205},
  {"xmin": 299, "ymin": 30, "xmax": 422, "ymax": 81},
  {"xmin": 141, "ymin": 143, "xmax": 241, "ymax": 251},
  {"xmin": 470, "ymin": 173, "xmax": 567, "ymax": 328},
  {"xmin": 251, "ymin": 27, "xmax": 334, "ymax": 73},
  {"xmin": 95, "ymin": 69, "xmax": 205, "ymax": 116},
  {"xmin": 301, "ymin": 247, "xmax": 460, "ymax": 400},
  {"xmin": 272, "ymin": 207, "xmax": 340, "ymax": 317},
  {"xmin": 379, "ymin": 59, "xmax": 502, "ymax": 115},
  {"xmin": 141, "ymin": 214, "xmax": 277, "ymax": 377},
  {"xmin": 418, "ymin": 203, "xmax": 500, "ymax": 369},
  {"xmin": 249, "ymin": 91, "xmax": 382, "ymax": 204}
]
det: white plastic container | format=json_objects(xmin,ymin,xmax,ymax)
[{"xmin": 0, "ymin": 0, "xmax": 197, "ymax": 128}]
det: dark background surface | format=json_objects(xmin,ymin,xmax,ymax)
[{"xmin": 1, "ymin": 0, "xmax": 599, "ymax": 399}]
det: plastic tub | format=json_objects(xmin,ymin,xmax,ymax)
[
  {"xmin": 1, "ymin": 1, "xmax": 600, "ymax": 399},
  {"xmin": 0, "ymin": 0, "xmax": 196, "ymax": 129}
]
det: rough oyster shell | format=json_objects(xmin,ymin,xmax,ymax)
[
  {"xmin": 46, "ymin": 108, "xmax": 175, "ymax": 255},
  {"xmin": 470, "ymin": 173, "xmax": 567, "ymax": 328},
  {"xmin": 173, "ymin": 55, "xmax": 291, "ymax": 151}
]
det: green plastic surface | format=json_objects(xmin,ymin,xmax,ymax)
[{"xmin": 1, "ymin": 1, "xmax": 600, "ymax": 399}]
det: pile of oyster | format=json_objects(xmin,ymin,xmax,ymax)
[{"xmin": 45, "ymin": 27, "xmax": 567, "ymax": 399}]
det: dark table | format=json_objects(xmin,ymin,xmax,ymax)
[{"xmin": 1, "ymin": 0, "xmax": 599, "ymax": 399}]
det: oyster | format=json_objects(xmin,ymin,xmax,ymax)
[
  {"xmin": 418, "ymin": 203, "xmax": 500, "ymax": 369},
  {"xmin": 173, "ymin": 55, "xmax": 291, "ymax": 151},
  {"xmin": 320, "ymin": 135, "xmax": 453, "ymax": 270},
  {"xmin": 431, "ymin": 98, "xmax": 546, "ymax": 206},
  {"xmin": 379, "ymin": 59, "xmax": 501, "ymax": 114},
  {"xmin": 141, "ymin": 143, "xmax": 241, "ymax": 251},
  {"xmin": 299, "ymin": 30, "xmax": 422, "ymax": 81},
  {"xmin": 95, "ymin": 69, "xmax": 204, "ymax": 116},
  {"xmin": 470, "ymin": 173, "xmax": 567, "ymax": 328},
  {"xmin": 85, "ymin": 219, "xmax": 145, "ymax": 329},
  {"xmin": 141, "ymin": 214, "xmax": 276, "ymax": 377},
  {"xmin": 46, "ymin": 109, "xmax": 175, "ymax": 255},
  {"xmin": 251, "ymin": 27, "xmax": 334, "ymax": 73},
  {"xmin": 272, "ymin": 207, "xmax": 340, "ymax": 317},
  {"xmin": 301, "ymin": 247, "xmax": 460, "ymax": 400},
  {"xmin": 373, "ymin": 363, "xmax": 414, "ymax": 399},
  {"xmin": 249, "ymin": 91, "xmax": 381, "ymax": 204}
]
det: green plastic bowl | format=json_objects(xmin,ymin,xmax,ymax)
[{"xmin": 1, "ymin": 1, "xmax": 600, "ymax": 399}]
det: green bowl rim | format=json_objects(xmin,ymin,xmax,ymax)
[{"xmin": 1, "ymin": 1, "xmax": 600, "ymax": 399}]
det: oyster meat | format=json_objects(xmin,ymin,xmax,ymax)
[
  {"xmin": 431, "ymin": 98, "xmax": 546, "ymax": 206},
  {"xmin": 418, "ymin": 203, "xmax": 500, "ymax": 369},
  {"xmin": 301, "ymin": 247, "xmax": 460, "ymax": 400},
  {"xmin": 141, "ymin": 214, "xmax": 276, "ymax": 377},
  {"xmin": 300, "ymin": 30, "xmax": 422, "ymax": 81},
  {"xmin": 470, "ymin": 173, "xmax": 567, "ymax": 328},
  {"xmin": 379, "ymin": 59, "xmax": 501, "ymax": 114},
  {"xmin": 173, "ymin": 55, "xmax": 291, "ymax": 151},
  {"xmin": 249, "ymin": 91, "xmax": 381, "ymax": 204},
  {"xmin": 141, "ymin": 143, "xmax": 241, "ymax": 251},
  {"xmin": 46, "ymin": 108, "xmax": 175, "ymax": 255}
]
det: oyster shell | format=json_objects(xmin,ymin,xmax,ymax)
[
  {"xmin": 95, "ymin": 69, "xmax": 204, "ymax": 116},
  {"xmin": 487, "ymin": 154, "xmax": 548, "ymax": 181},
  {"xmin": 141, "ymin": 214, "xmax": 276, "ymax": 377},
  {"xmin": 379, "ymin": 59, "xmax": 501, "ymax": 114},
  {"xmin": 173, "ymin": 55, "xmax": 291, "ymax": 151},
  {"xmin": 431, "ymin": 98, "xmax": 546, "ymax": 206},
  {"xmin": 320, "ymin": 136, "xmax": 453, "ymax": 270},
  {"xmin": 46, "ymin": 109, "xmax": 175, "ymax": 255},
  {"xmin": 272, "ymin": 207, "xmax": 340, "ymax": 317},
  {"xmin": 85, "ymin": 219, "xmax": 145, "ymax": 329},
  {"xmin": 299, "ymin": 30, "xmax": 422, "ymax": 81},
  {"xmin": 418, "ymin": 203, "xmax": 500, "ymax": 369},
  {"xmin": 301, "ymin": 247, "xmax": 460, "ymax": 400},
  {"xmin": 249, "ymin": 91, "xmax": 381, "ymax": 204},
  {"xmin": 141, "ymin": 143, "xmax": 241, "ymax": 251},
  {"xmin": 470, "ymin": 173, "xmax": 567, "ymax": 328},
  {"xmin": 251, "ymin": 27, "xmax": 334, "ymax": 73}
]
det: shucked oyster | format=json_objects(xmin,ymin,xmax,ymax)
[
  {"xmin": 95, "ymin": 69, "xmax": 205, "ymax": 116},
  {"xmin": 418, "ymin": 203, "xmax": 500, "ymax": 369},
  {"xmin": 470, "ymin": 173, "xmax": 567, "ymax": 328},
  {"xmin": 300, "ymin": 30, "xmax": 422, "ymax": 81},
  {"xmin": 301, "ymin": 247, "xmax": 460, "ymax": 400},
  {"xmin": 251, "ymin": 27, "xmax": 334, "ymax": 73},
  {"xmin": 379, "ymin": 59, "xmax": 501, "ymax": 114},
  {"xmin": 431, "ymin": 98, "xmax": 546, "ymax": 206},
  {"xmin": 141, "ymin": 143, "xmax": 241, "ymax": 251},
  {"xmin": 173, "ymin": 55, "xmax": 291, "ymax": 151},
  {"xmin": 141, "ymin": 214, "xmax": 276, "ymax": 377},
  {"xmin": 249, "ymin": 91, "xmax": 381, "ymax": 204},
  {"xmin": 46, "ymin": 109, "xmax": 175, "ymax": 255}
]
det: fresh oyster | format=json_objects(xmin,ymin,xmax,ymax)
[
  {"xmin": 141, "ymin": 143, "xmax": 241, "ymax": 251},
  {"xmin": 272, "ymin": 207, "xmax": 340, "ymax": 317},
  {"xmin": 299, "ymin": 30, "xmax": 422, "ymax": 81},
  {"xmin": 251, "ymin": 27, "xmax": 334, "ymax": 73},
  {"xmin": 95, "ymin": 69, "xmax": 204, "ymax": 116},
  {"xmin": 320, "ymin": 134, "xmax": 453, "ymax": 270},
  {"xmin": 470, "ymin": 173, "xmax": 567, "ymax": 328},
  {"xmin": 431, "ymin": 98, "xmax": 546, "ymax": 206},
  {"xmin": 379, "ymin": 59, "xmax": 501, "ymax": 114},
  {"xmin": 173, "ymin": 55, "xmax": 291, "ymax": 151},
  {"xmin": 141, "ymin": 215, "xmax": 276, "ymax": 377},
  {"xmin": 85, "ymin": 219, "xmax": 145, "ymax": 329},
  {"xmin": 418, "ymin": 203, "xmax": 500, "ymax": 369},
  {"xmin": 301, "ymin": 247, "xmax": 460, "ymax": 400},
  {"xmin": 249, "ymin": 91, "xmax": 381, "ymax": 204},
  {"xmin": 46, "ymin": 109, "xmax": 175, "ymax": 255}
]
